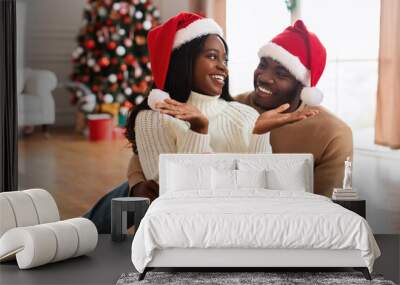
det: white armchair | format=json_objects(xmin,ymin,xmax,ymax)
[
  {"xmin": 16, "ymin": 1, "xmax": 57, "ymax": 130},
  {"xmin": 17, "ymin": 68, "xmax": 57, "ymax": 128}
]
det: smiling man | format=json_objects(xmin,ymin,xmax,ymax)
[{"xmin": 235, "ymin": 20, "xmax": 353, "ymax": 197}]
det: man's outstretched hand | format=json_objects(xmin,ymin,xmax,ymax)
[{"xmin": 253, "ymin": 103, "xmax": 319, "ymax": 134}]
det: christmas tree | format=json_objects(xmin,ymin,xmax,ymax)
[{"xmin": 70, "ymin": 0, "xmax": 160, "ymax": 116}]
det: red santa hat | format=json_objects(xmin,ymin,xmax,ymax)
[
  {"xmin": 258, "ymin": 20, "xmax": 327, "ymax": 106},
  {"xmin": 146, "ymin": 12, "xmax": 223, "ymax": 110}
]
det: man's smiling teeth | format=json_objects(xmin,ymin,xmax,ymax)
[
  {"xmin": 258, "ymin": 86, "xmax": 272, "ymax": 95},
  {"xmin": 211, "ymin": 74, "xmax": 225, "ymax": 83}
]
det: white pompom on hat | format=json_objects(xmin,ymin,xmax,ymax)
[
  {"xmin": 258, "ymin": 20, "xmax": 326, "ymax": 106},
  {"xmin": 147, "ymin": 89, "xmax": 170, "ymax": 110},
  {"xmin": 146, "ymin": 12, "xmax": 223, "ymax": 110}
]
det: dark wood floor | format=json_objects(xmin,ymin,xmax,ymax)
[{"xmin": 18, "ymin": 128, "xmax": 132, "ymax": 220}]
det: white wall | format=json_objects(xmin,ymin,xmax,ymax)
[
  {"xmin": 353, "ymin": 129, "xmax": 400, "ymax": 234},
  {"xmin": 20, "ymin": 0, "xmax": 85, "ymax": 126},
  {"xmin": 153, "ymin": 0, "xmax": 189, "ymax": 21},
  {"xmin": 21, "ymin": 0, "xmax": 189, "ymax": 127}
]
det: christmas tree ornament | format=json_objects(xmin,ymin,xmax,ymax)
[
  {"xmin": 120, "ymin": 4, "xmax": 129, "ymax": 15},
  {"xmin": 123, "ymin": 101, "xmax": 133, "ymax": 109},
  {"xmin": 135, "ymin": 35, "xmax": 146, "ymax": 45},
  {"xmin": 124, "ymin": 87, "xmax": 132, "ymax": 95},
  {"xmin": 134, "ymin": 65, "xmax": 143, "ymax": 78},
  {"xmin": 87, "ymin": 58, "xmax": 96, "ymax": 67},
  {"xmin": 107, "ymin": 41, "xmax": 117, "ymax": 50},
  {"xmin": 123, "ymin": 16, "xmax": 131, "ymax": 24},
  {"xmin": 99, "ymin": 56, "xmax": 110, "ymax": 67},
  {"xmin": 116, "ymin": 46, "xmax": 126, "ymax": 56},
  {"xmin": 80, "ymin": 94, "xmax": 97, "ymax": 113},
  {"xmin": 103, "ymin": 94, "xmax": 114, "ymax": 103},
  {"xmin": 124, "ymin": 54, "xmax": 135, "ymax": 65},
  {"xmin": 135, "ymin": 95, "xmax": 144, "ymax": 105},
  {"xmin": 93, "ymin": 65, "xmax": 101, "ymax": 72},
  {"xmin": 108, "ymin": 74, "xmax": 118, "ymax": 83},
  {"xmin": 143, "ymin": 20, "xmax": 152, "ymax": 30},
  {"xmin": 98, "ymin": 7, "xmax": 107, "ymax": 17},
  {"xmin": 118, "ymin": 29, "xmax": 126, "ymax": 36},
  {"xmin": 135, "ymin": 11, "xmax": 143, "ymax": 19},
  {"xmin": 124, "ymin": 38, "xmax": 133, "ymax": 47},
  {"xmin": 84, "ymin": 39, "xmax": 96, "ymax": 49},
  {"xmin": 112, "ymin": 3, "xmax": 121, "ymax": 11},
  {"xmin": 141, "ymin": 56, "xmax": 149, "ymax": 63}
]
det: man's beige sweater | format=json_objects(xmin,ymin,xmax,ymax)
[
  {"xmin": 235, "ymin": 92, "xmax": 353, "ymax": 197},
  {"xmin": 128, "ymin": 92, "xmax": 353, "ymax": 197}
]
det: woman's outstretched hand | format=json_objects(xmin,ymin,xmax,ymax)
[
  {"xmin": 253, "ymin": 103, "xmax": 319, "ymax": 134},
  {"xmin": 155, "ymin": 98, "xmax": 209, "ymax": 134}
]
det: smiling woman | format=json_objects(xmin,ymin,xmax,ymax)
[
  {"xmin": 192, "ymin": 35, "xmax": 228, "ymax": 97},
  {"xmin": 125, "ymin": 12, "xmax": 272, "ymax": 182}
]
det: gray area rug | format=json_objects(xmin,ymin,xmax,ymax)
[{"xmin": 116, "ymin": 271, "xmax": 396, "ymax": 285}]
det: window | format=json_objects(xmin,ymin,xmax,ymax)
[
  {"xmin": 226, "ymin": 0, "xmax": 290, "ymax": 95},
  {"xmin": 301, "ymin": 0, "xmax": 380, "ymax": 129}
]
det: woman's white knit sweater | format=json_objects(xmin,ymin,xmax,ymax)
[{"xmin": 135, "ymin": 91, "xmax": 271, "ymax": 181}]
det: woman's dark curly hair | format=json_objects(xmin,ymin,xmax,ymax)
[{"xmin": 125, "ymin": 34, "xmax": 233, "ymax": 153}]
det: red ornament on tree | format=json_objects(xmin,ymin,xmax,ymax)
[
  {"xmin": 123, "ymin": 16, "xmax": 131, "ymax": 24},
  {"xmin": 107, "ymin": 41, "xmax": 117, "ymax": 50},
  {"xmin": 85, "ymin": 39, "xmax": 96, "ymax": 49},
  {"xmin": 141, "ymin": 56, "xmax": 149, "ymax": 64},
  {"xmin": 99, "ymin": 56, "xmax": 110, "ymax": 67},
  {"xmin": 124, "ymin": 101, "xmax": 133, "ymax": 109},
  {"xmin": 124, "ymin": 54, "xmax": 136, "ymax": 65},
  {"xmin": 120, "ymin": 63, "xmax": 128, "ymax": 71}
]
